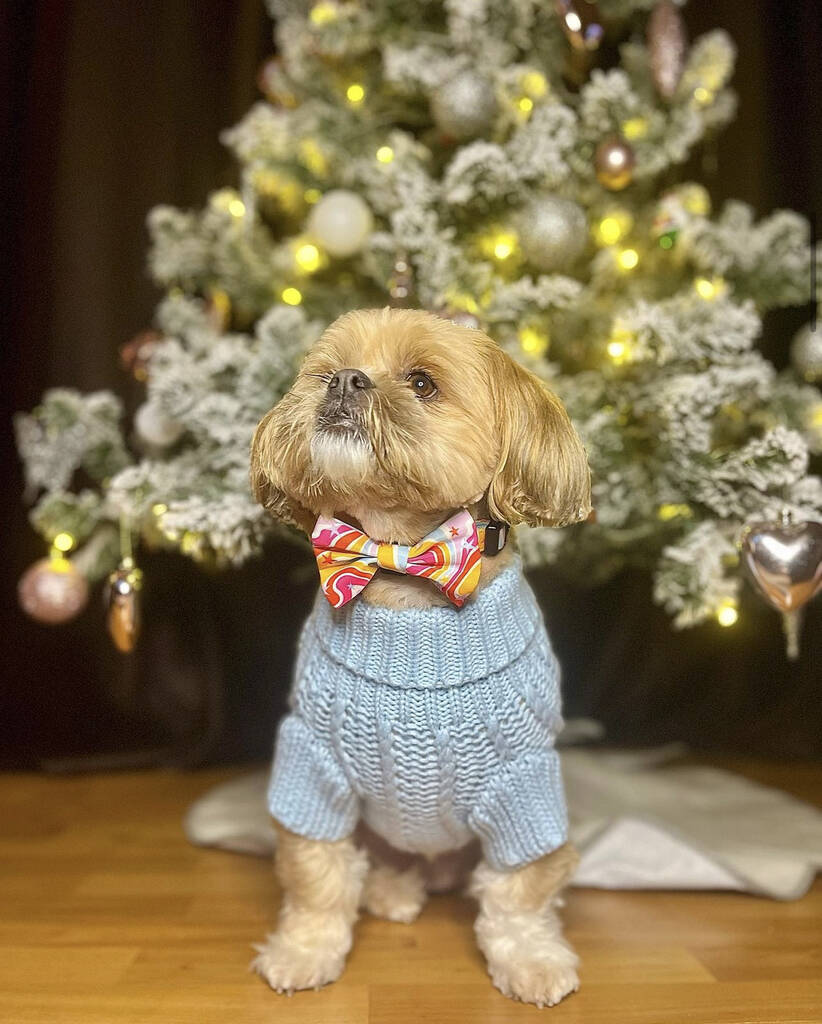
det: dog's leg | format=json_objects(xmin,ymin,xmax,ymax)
[
  {"xmin": 470, "ymin": 842, "xmax": 580, "ymax": 1008},
  {"xmin": 252, "ymin": 823, "xmax": 368, "ymax": 993},
  {"xmin": 361, "ymin": 860, "xmax": 427, "ymax": 923}
]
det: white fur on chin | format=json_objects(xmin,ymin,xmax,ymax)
[{"xmin": 310, "ymin": 430, "xmax": 373, "ymax": 485}]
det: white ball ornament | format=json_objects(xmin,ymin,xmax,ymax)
[
  {"xmin": 135, "ymin": 400, "xmax": 184, "ymax": 448},
  {"xmin": 307, "ymin": 189, "xmax": 373, "ymax": 258}
]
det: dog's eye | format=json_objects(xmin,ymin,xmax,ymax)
[{"xmin": 407, "ymin": 371, "xmax": 437, "ymax": 400}]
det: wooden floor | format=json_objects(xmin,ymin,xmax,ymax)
[{"xmin": 1, "ymin": 762, "xmax": 821, "ymax": 1024}]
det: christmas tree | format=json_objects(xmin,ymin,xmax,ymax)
[{"xmin": 15, "ymin": 0, "xmax": 822, "ymax": 645}]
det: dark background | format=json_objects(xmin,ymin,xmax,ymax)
[{"xmin": 2, "ymin": 1, "xmax": 821, "ymax": 770}]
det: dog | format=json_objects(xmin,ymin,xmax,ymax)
[{"xmin": 249, "ymin": 307, "xmax": 591, "ymax": 1007}]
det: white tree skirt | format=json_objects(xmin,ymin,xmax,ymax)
[{"xmin": 184, "ymin": 731, "xmax": 822, "ymax": 901}]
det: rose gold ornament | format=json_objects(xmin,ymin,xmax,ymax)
[
  {"xmin": 594, "ymin": 136, "xmax": 636, "ymax": 191},
  {"xmin": 105, "ymin": 561, "xmax": 143, "ymax": 653},
  {"xmin": 120, "ymin": 329, "xmax": 162, "ymax": 382},
  {"xmin": 648, "ymin": 0, "xmax": 687, "ymax": 100},
  {"xmin": 18, "ymin": 557, "xmax": 89, "ymax": 624},
  {"xmin": 257, "ymin": 57, "xmax": 298, "ymax": 108}
]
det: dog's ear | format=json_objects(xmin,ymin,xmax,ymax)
[
  {"xmin": 250, "ymin": 397, "xmax": 313, "ymax": 533},
  {"xmin": 486, "ymin": 347, "xmax": 591, "ymax": 528}
]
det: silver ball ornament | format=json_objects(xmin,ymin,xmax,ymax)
[
  {"xmin": 431, "ymin": 71, "xmax": 498, "ymax": 141},
  {"xmin": 135, "ymin": 401, "xmax": 184, "ymax": 448},
  {"xmin": 307, "ymin": 189, "xmax": 373, "ymax": 259},
  {"xmin": 516, "ymin": 196, "xmax": 587, "ymax": 272},
  {"xmin": 18, "ymin": 557, "xmax": 89, "ymax": 624},
  {"xmin": 790, "ymin": 323, "xmax": 822, "ymax": 383}
]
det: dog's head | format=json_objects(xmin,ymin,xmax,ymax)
[{"xmin": 251, "ymin": 307, "xmax": 591, "ymax": 531}]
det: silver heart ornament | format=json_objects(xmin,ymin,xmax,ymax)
[{"xmin": 740, "ymin": 519, "xmax": 822, "ymax": 613}]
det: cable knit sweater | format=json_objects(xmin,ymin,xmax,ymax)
[{"xmin": 267, "ymin": 558, "xmax": 568, "ymax": 870}]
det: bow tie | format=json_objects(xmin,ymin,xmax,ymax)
[{"xmin": 311, "ymin": 509, "xmax": 504, "ymax": 609}]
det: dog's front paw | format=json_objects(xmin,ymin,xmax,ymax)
[
  {"xmin": 251, "ymin": 931, "xmax": 346, "ymax": 994},
  {"xmin": 488, "ymin": 956, "xmax": 579, "ymax": 1008}
]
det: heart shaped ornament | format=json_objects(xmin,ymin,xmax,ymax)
[{"xmin": 740, "ymin": 519, "xmax": 822, "ymax": 613}]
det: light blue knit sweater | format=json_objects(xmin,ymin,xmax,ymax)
[{"xmin": 267, "ymin": 558, "xmax": 568, "ymax": 870}]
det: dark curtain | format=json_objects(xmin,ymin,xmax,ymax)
[{"xmin": 2, "ymin": 1, "xmax": 821, "ymax": 768}]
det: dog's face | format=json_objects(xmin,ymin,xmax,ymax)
[{"xmin": 251, "ymin": 308, "xmax": 591, "ymax": 530}]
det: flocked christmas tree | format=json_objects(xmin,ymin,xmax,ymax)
[{"xmin": 16, "ymin": 0, "xmax": 822, "ymax": 652}]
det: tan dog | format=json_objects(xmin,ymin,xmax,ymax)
[{"xmin": 250, "ymin": 307, "xmax": 591, "ymax": 1007}]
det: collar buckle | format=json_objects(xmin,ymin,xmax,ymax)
[{"xmin": 483, "ymin": 520, "xmax": 508, "ymax": 557}]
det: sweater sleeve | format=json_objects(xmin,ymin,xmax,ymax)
[
  {"xmin": 468, "ymin": 748, "xmax": 569, "ymax": 871},
  {"xmin": 267, "ymin": 713, "xmax": 359, "ymax": 841}
]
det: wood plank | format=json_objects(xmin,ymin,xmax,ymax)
[{"xmin": 0, "ymin": 765, "xmax": 820, "ymax": 1023}]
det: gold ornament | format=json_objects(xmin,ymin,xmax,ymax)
[
  {"xmin": 105, "ymin": 561, "xmax": 143, "ymax": 653},
  {"xmin": 554, "ymin": 0, "xmax": 604, "ymax": 51},
  {"xmin": 594, "ymin": 137, "xmax": 635, "ymax": 190},
  {"xmin": 740, "ymin": 511, "xmax": 822, "ymax": 659},
  {"xmin": 648, "ymin": 0, "xmax": 687, "ymax": 100},
  {"xmin": 18, "ymin": 555, "xmax": 89, "ymax": 624}
]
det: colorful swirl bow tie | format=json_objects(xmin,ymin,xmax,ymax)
[{"xmin": 311, "ymin": 509, "xmax": 504, "ymax": 609}]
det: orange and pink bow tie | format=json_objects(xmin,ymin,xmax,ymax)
[{"xmin": 311, "ymin": 509, "xmax": 502, "ymax": 608}]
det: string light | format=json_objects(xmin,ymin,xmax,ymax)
[
  {"xmin": 594, "ymin": 209, "xmax": 632, "ymax": 247},
  {"xmin": 309, "ymin": 1, "xmax": 338, "ymax": 24},
  {"xmin": 564, "ymin": 11, "xmax": 582, "ymax": 32},
  {"xmin": 294, "ymin": 241, "xmax": 322, "ymax": 273},
  {"xmin": 151, "ymin": 503, "xmax": 168, "ymax": 517},
  {"xmin": 716, "ymin": 598, "xmax": 739, "ymax": 627},
  {"xmin": 281, "ymin": 287, "xmax": 303, "ymax": 305},
  {"xmin": 346, "ymin": 83, "xmax": 365, "ymax": 105},
  {"xmin": 303, "ymin": 187, "xmax": 322, "ymax": 204},
  {"xmin": 657, "ymin": 503, "xmax": 693, "ymax": 522},
  {"xmin": 607, "ymin": 324, "xmax": 634, "ymax": 364},
  {"xmin": 622, "ymin": 117, "xmax": 648, "ymax": 140},
  {"xmin": 617, "ymin": 247, "xmax": 639, "ymax": 271},
  {"xmin": 52, "ymin": 532, "xmax": 75, "ymax": 553},
  {"xmin": 491, "ymin": 232, "xmax": 517, "ymax": 260},
  {"xmin": 517, "ymin": 96, "xmax": 534, "ymax": 114},
  {"xmin": 694, "ymin": 276, "xmax": 727, "ymax": 300},
  {"xmin": 376, "ymin": 145, "xmax": 394, "ymax": 164},
  {"xmin": 210, "ymin": 189, "xmax": 245, "ymax": 216},
  {"xmin": 520, "ymin": 71, "xmax": 548, "ymax": 98},
  {"xmin": 680, "ymin": 184, "xmax": 711, "ymax": 216},
  {"xmin": 693, "ymin": 86, "xmax": 712, "ymax": 106},
  {"xmin": 518, "ymin": 325, "xmax": 550, "ymax": 357}
]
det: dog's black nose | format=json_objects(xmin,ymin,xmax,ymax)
[{"xmin": 327, "ymin": 368, "xmax": 374, "ymax": 396}]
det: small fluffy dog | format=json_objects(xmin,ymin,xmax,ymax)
[{"xmin": 250, "ymin": 307, "xmax": 591, "ymax": 1007}]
